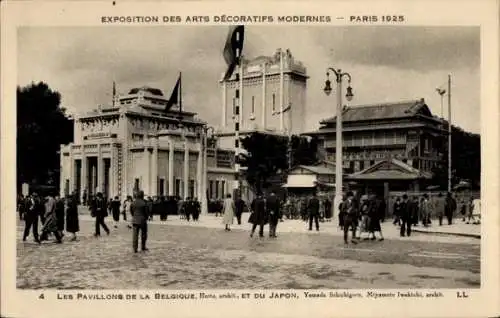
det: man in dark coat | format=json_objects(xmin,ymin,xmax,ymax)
[
  {"xmin": 338, "ymin": 195, "xmax": 346, "ymax": 228},
  {"xmin": 22, "ymin": 193, "xmax": 41, "ymax": 244},
  {"xmin": 182, "ymin": 197, "xmax": 192, "ymax": 221},
  {"xmin": 308, "ymin": 192, "xmax": 320, "ymax": 231},
  {"xmin": 324, "ymin": 198, "xmax": 332, "ymax": 221},
  {"xmin": 91, "ymin": 192, "xmax": 110, "ymax": 237},
  {"xmin": 234, "ymin": 197, "xmax": 245, "ymax": 225},
  {"xmin": 160, "ymin": 196, "xmax": 168, "ymax": 221},
  {"xmin": 266, "ymin": 191, "xmax": 281, "ymax": 238},
  {"xmin": 110, "ymin": 196, "xmax": 121, "ymax": 228},
  {"xmin": 82, "ymin": 189, "xmax": 88, "ymax": 206},
  {"xmin": 192, "ymin": 197, "xmax": 201, "ymax": 221},
  {"xmin": 249, "ymin": 193, "xmax": 267, "ymax": 238},
  {"xmin": 392, "ymin": 197, "xmax": 402, "ymax": 225},
  {"xmin": 55, "ymin": 195, "xmax": 65, "ymax": 235},
  {"xmin": 343, "ymin": 191, "xmax": 359, "ymax": 244},
  {"xmin": 146, "ymin": 196, "xmax": 154, "ymax": 221},
  {"xmin": 400, "ymin": 194, "xmax": 413, "ymax": 237},
  {"xmin": 445, "ymin": 192, "xmax": 457, "ymax": 225},
  {"xmin": 131, "ymin": 190, "xmax": 150, "ymax": 253}
]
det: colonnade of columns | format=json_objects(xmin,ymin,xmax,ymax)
[{"xmin": 73, "ymin": 139, "xmax": 205, "ymax": 205}]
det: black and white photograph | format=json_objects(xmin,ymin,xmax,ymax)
[
  {"xmin": 14, "ymin": 24, "xmax": 482, "ymax": 290},
  {"xmin": 1, "ymin": 1, "xmax": 499, "ymax": 318}
]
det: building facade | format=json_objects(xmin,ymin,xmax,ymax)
[
  {"xmin": 216, "ymin": 48, "xmax": 309, "ymax": 149},
  {"xmin": 306, "ymin": 98, "xmax": 446, "ymax": 192},
  {"xmin": 59, "ymin": 86, "xmax": 235, "ymax": 205}
]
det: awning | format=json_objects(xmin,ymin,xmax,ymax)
[{"xmin": 282, "ymin": 174, "xmax": 317, "ymax": 188}]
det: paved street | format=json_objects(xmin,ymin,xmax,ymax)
[{"xmin": 17, "ymin": 214, "xmax": 480, "ymax": 290}]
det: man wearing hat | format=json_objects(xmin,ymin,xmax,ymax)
[
  {"xmin": 22, "ymin": 192, "xmax": 41, "ymax": 244},
  {"xmin": 131, "ymin": 190, "xmax": 150, "ymax": 253},
  {"xmin": 400, "ymin": 194, "xmax": 412, "ymax": 237},
  {"xmin": 249, "ymin": 192, "xmax": 268, "ymax": 238},
  {"xmin": 91, "ymin": 192, "xmax": 110, "ymax": 237},
  {"xmin": 307, "ymin": 191, "xmax": 321, "ymax": 231},
  {"xmin": 342, "ymin": 191, "xmax": 359, "ymax": 244}
]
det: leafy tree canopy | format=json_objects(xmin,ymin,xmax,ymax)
[
  {"xmin": 239, "ymin": 132, "xmax": 318, "ymax": 193},
  {"xmin": 431, "ymin": 125, "xmax": 480, "ymax": 189},
  {"xmin": 17, "ymin": 82, "xmax": 74, "ymax": 189}
]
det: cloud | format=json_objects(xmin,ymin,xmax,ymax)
[
  {"xmin": 309, "ymin": 26, "xmax": 480, "ymax": 71},
  {"xmin": 17, "ymin": 25, "xmax": 480, "ymax": 133}
]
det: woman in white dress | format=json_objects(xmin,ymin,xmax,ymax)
[{"xmin": 222, "ymin": 193, "xmax": 235, "ymax": 231}]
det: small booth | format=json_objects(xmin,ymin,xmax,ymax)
[
  {"xmin": 282, "ymin": 162, "xmax": 336, "ymax": 220},
  {"xmin": 283, "ymin": 163, "xmax": 336, "ymax": 194}
]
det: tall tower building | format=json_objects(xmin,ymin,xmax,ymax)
[{"xmin": 216, "ymin": 48, "xmax": 308, "ymax": 149}]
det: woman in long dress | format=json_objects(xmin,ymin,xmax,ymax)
[
  {"xmin": 222, "ymin": 193, "xmax": 235, "ymax": 231},
  {"xmin": 65, "ymin": 192, "xmax": 80, "ymax": 241}
]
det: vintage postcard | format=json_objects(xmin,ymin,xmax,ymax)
[{"xmin": 1, "ymin": 0, "xmax": 499, "ymax": 317}]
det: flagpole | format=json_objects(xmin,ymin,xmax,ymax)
[
  {"xmin": 234, "ymin": 53, "xmax": 243, "ymax": 197},
  {"xmin": 179, "ymin": 72, "xmax": 182, "ymax": 115},
  {"xmin": 112, "ymin": 81, "xmax": 116, "ymax": 107}
]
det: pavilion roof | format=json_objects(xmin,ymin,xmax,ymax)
[{"xmin": 319, "ymin": 98, "xmax": 436, "ymax": 125}]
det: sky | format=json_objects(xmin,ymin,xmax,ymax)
[{"xmin": 17, "ymin": 26, "xmax": 480, "ymax": 133}]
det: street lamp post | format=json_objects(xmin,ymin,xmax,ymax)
[
  {"xmin": 202, "ymin": 126, "xmax": 215, "ymax": 215},
  {"xmin": 324, "ymin": 68, "xmax": 353, "ymax": 217}
]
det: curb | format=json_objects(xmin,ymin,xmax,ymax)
[{"xmin": 412, "ymin": 228, "xmax": 481, "ymax": 239}]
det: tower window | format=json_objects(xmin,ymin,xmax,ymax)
[
  {"xmin": 251, "ymin": 96, "xmax": 255, "ymax": 114},
  {"xmin": 272, "ymin": 93, "xmax": 276, "ymax": 112}
]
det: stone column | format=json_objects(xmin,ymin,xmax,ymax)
[
  {"xmin": 80, "ymin": 151, "xmax": 87, "ymax": 203},
  {"xmin": 144, "ymin": 146, "xmax": 150, "ymax": 196},
  {"xmin": 97, "ymin": 143, "xmax": 104, "ymax": 194},
  {"xmin": 168, "ymin": 137, "xmax": 174, "ymax": 196},
  {"xmin": 152, "ymin": 138, "xmax": 158, "ymax": 197},
  {"xmin": 196, "ymin": 147, "xmax": 203, "ymax": 201},
  {"xmin": 111, "ymin": 144, "xmax": 117, "ymax": 198},
  {"xmin": 183, "ymin": 137, "xmax": 189, "ymax": 199},
  {"xmin": 69, "ymin": 145, "xmax": 74, "ymax": 194}
]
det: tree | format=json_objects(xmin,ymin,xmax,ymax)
[
  {"xmin": 290, "ymin": 135, "xmax": 319, "ymax": 167},
  {"xmin": 17, "ymin": 82, "xmax": 74, "ymax": 190},
  {"xmin": 451, "ymin": 126, "xmax": 480, "ymax": 188},
  {"xmin": 431, "ymin": 124, "xmax": 480, "ymax": 190},
  {"xmin": 239, "ymin": 132, "xmax": 319, "ymax": 193}
]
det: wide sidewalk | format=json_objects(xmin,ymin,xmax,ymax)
[{"xmin": 77, "ymin": 207, "xmax": 480, "ymax": 244}]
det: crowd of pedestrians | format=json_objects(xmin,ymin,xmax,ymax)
[
  {"xmin": 391, "ymin": 192, "xmax": 478, "ymax": 235},
  {"xmin": 18, "ymin": 187, "xmax": 479, "ymax": 253},
  {"xmin": 19, "ymin": 191, "xmax": 80, "ymax": 244},
  {"xmin": 18, "ymin": 189, "xmax": 203, "ymax": 253}
]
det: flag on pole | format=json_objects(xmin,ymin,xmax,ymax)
[
  {"xmin": 166, "ymin": 73, "xmax": 181, "ymax": 112},
  {"xmin": 222, "ymin": 25, "xmax": 245, "ymax": 82}
]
